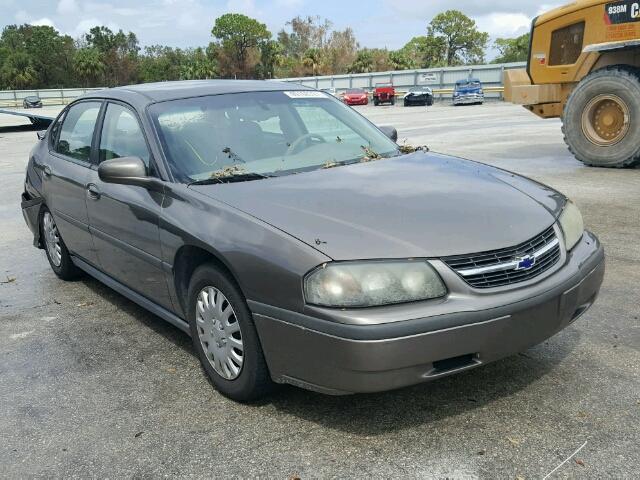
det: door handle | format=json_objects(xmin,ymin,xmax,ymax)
[{"xmin": 86, "ymin": 184, "xmax": 101, "ymax": 200}]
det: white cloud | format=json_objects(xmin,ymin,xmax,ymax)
[
  {"xmin": 476, "ymin": 12, "xmax": 531, "ymax": 39},
  {"xmin": 57, "ymin": 0, "xmax": 78, "ymax": 15},
  {"xmin": 31, "ymin": 17, "xmax": 57, "ymax": 28}
]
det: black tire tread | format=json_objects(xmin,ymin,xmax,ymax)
[{"xmin": 562, "ymin": 65, "xmax": 640, "ymax": 168}]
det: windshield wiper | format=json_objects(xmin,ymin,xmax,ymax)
[{"xmin": 188, "ymin": 172, "xmax": 272, "ymax": 186}]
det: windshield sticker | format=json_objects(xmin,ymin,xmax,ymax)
[{"xmin": 284, "ymin": 91, "xmax": 326, "ymax": 99}]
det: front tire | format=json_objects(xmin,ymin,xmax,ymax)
[
  {"xmin": 40, "ymin": 208, "xmax": 82, "ymax": 280},
  {"xmin": 187, "ymin": 263, "xmax": 274, "ymax": 402},
  {"xmin": 563, "ymin": 66, "xmax": 640, "ymax": 168}
]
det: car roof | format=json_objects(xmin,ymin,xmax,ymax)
[
  {"xmin": 456, "ymin": 78, "xmax": 481, "ymax": 84},
  {"xmin": 77, "ymin": 80, "xmax": 313, "ymax": 106}
]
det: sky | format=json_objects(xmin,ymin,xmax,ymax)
[{"xmin": 0, "ymin": 0, "xmax": 562, "ymax": 54}]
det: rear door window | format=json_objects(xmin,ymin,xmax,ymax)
[{"xmin": 55, "ymin": 102, "xmax": 101, "ymax": 163}]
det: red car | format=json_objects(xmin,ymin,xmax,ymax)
[{"xmin": 342, "ymin": 88, "xmax": 369, "ymax": 106}]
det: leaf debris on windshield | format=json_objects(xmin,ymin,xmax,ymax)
[
  {"xmin": 360, "ymin": 145, "xmax": 382, "ymax": 162},
  {"xmin": 210, "ymin": 165, "xmax": 246, "ymax": 179},
  {"xmin": 322, "ymin": 160, "xmax": 340, "ymax": 169},
  {"xmin": 398, "ymin": 140, "xmax": 430, "ymax": 154}
]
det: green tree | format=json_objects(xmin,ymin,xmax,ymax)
[
  {"xmin": 211, "ymin": 13, "xmax": 270, "ymax": 78},
  {"xmin": 389, "ymin": 50, "xmax": 416, "ymax": 70},
  {"xmin": 0, "ymin": 24, "xmax": 74, "ymax": 88},
  {"xmin": 348, "ymin": 48, "xmax": 393, "ymax": 74},
  {"xmin": 255, "ymin": 40, "xmax": 285, "ymax": 79},
  {"xmin": 73, "ymin": 47, "xmax": 105, "ymax": 87},
  {"xmin": 348, "ymin": 50, "xmax": 374, "ymax": 73},
  {"xmin": 493, "ymin": 33, "xmax": 530, "ymax": 63},
  {"xmin": 138, "ymin": 45, "xmax": 185, "ymax": 83},
  {"xmin": 0, "ymin": 51, "xmax": 37, "ymax": 89},
  {"xmin": 302, "ymin": 48, "xmax": 325, "ymax": 76},
  {"xmin": 427, "ymin": 10, "xmax": 489, "ymax": 66},
  {"xmin": 84, "ymin": 26, "xmax": 139, "ymax": 85},
  {"xmin": 180, "ymin": 47, "xmax": 216, "ymax": 80},
  {"xmin": 400, "ymin": 35, "xmax": 446, "ymax": 68}
]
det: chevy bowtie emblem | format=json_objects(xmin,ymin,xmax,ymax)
[{"xmin": 515, "ymin": 255, "xmax": 536, "ymax": 271}]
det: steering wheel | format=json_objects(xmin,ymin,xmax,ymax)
[{"xmin": 286, "ymin": 133, "xmax": 327, "ymax": 156}]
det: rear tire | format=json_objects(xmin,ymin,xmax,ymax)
[
  {"xmin": 187, "ymin": 263, "xmax": 274, "ymax": 402},
  {"xmin": 40, "ymin": 208, "xmax": 82, "ymax": 280},
  {"xmin": 563, "ymin": 66, "xmax": 640, "ymax": 168}
]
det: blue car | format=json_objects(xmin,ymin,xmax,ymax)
[{"xmin": 453, "ymin": 78, "xmax": 484, "ymax": 105}]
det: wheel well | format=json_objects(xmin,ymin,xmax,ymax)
[
  {"xmin": 35, "ymin": 203, "xmax": 48, "ymax": 248},
  {"xmin": 592, "ymin": 49, "xmax": 640, "ymax": 72},
  {"xmin": 173, "ymin": 245, "xmax": 242, "ymax": 314}
]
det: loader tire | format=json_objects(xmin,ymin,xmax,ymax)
[{"xmin": 563, "ymin": 65, "xmax": 640, "ymax": 168}]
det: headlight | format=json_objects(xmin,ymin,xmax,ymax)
[
  {"xmin": 304, "ymin": 261, "xmax": 447, "ymax": 308},
  {"xmin": 558, "ymin": 200, "xmax": 584, "ymax": 251}
]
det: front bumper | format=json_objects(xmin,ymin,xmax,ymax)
[
  {"xmin": 252, "ymin": 232, "xmax": 605, "ymax": 395},
  {"xmin": 453, "ymin": 94, "xmax": 484, "ymax": 105},
  {"xmin": 345, "ymin": 98, "xmax": 368, "ymax": 105},
  {"xmin": 404, "ymin": 96, "xmax": 431, "ymax": 105}
]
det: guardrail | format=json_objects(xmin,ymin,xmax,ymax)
[
  {"xmin": 0, "ymin": 87, "xmax": 103, "ymax": 108},
  {"xmin": 0, "ymin": 63, "xmax": 522, "ymax": 107},
  {"xmin": 276, "ymin": 62, "xmax": 523, "ymax": 101}
]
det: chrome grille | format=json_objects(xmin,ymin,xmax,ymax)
[{"xmin": 443, "ymin": 226, "xmax": 561, "ymax": 288}]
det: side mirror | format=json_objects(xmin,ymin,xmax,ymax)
[
  {"xmin": 379, "ymin": 125, "xmax": 398, "ymax": 143},
  {"xmin": 37, "ymin": 130, "xmax": 46, "ymax": 141},
  {"xmin": 98, "ymin": 157, "xmax": 163, "ymax": 191}
]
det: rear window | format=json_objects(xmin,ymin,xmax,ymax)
[
  {"xmin": 55, "ymin": 101, "xmax": 101, "ymax": 162},
  {"xmin": 455, "ymin": 81, "xmax": 481, "ymax": 90},
  {"xmin": 549, "ymin": 22, "xmax": 585, "ymax": 66}
]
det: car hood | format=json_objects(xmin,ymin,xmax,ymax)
[{"xmin": 191, "ymin": 152, "xmax": 565, "ymax": 260}]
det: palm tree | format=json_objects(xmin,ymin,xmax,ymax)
[
  {"xmin": 73, "ymin": 48, "xmax": 105, "ymax": 87},
  {"xmin": 302, "ymin": 48, "xmax": 323, "ymax": 76},
  {"xmin": 0, "ymin": 52, "xmax": 37, "ymax": 89}
]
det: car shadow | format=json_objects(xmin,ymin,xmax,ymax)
[
  {"xmin": 79, "ymin": 273, "xmax": 579, "ymax": 435},
  {"xmin": 80, "ymin": 275, "xmax": 193, "ymax": 354},
  {"xmin": 0, "ymin": 124, "xmax": 41, "ymax": 133},
  {"xmin": 264, "ymin": 331, "xmax": 579, "ymax": 435}
]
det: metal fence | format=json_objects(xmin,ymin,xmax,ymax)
[
  {"xmin": 0, "ymin": 62, "xmax": 526, "ymax": 107},
  {"xmin": 275, "ymin": 62, "xmax": 527, "ymax": 101},
  {"xmin": 0, "ymin": 87, "xmax": 104, "ymax": 108}
]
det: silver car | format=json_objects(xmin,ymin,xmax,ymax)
[{"xmin": 21, "ymin": 81, "xmax": 604, "ymax": 401}]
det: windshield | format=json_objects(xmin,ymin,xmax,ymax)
[
  {"xmin": 150, "ymin": 90, "xmax": 399, "ymax": 183},
  {"xmin": 456, "ymin": 80, "xmax": 481, "ymax": 90},
  {"xmin": 346, "ymin": 89, "xmax": 365, "ymax": 94}
]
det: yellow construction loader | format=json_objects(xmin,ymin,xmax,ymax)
[{"xmin": 505, "ymin": 0, "xmax": 640, "ymax": 168}]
